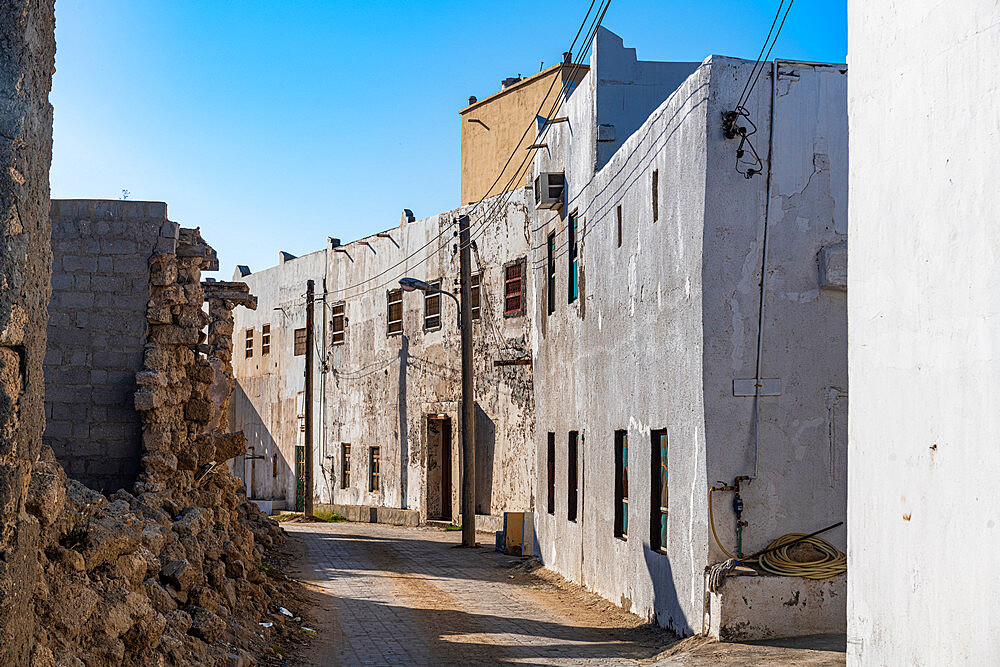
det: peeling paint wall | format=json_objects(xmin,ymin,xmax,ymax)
[
  {"xmin": 847, "ymin": 3, "xmax": 1000, "ymax": 664},
  {"xmin": 230, "ymin": 250, "xmax": 326, "ymax": 508},
  {"xmin": 323, "ymin": 196, "xmax": 534, "ymax": 521},
  {"xmin": 530, "ymin": 30, "xmax": 847, "ymax": 637},
  {"xmin": 230, "ymin": 195, "xmax": 536, "ymax": 522}
]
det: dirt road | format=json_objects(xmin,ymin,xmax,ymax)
[{"xmin": 282, "ymin": 522, "xmax": 845, "ymax": 666}]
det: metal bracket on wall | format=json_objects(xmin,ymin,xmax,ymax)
[{"xmin": 733, "ymin": 378, "xmax": 781, "ymax": 396}]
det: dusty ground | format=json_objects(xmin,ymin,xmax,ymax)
[{"xmin": 277, "ymin": 521, "xmax": 845, "ymax": 666}]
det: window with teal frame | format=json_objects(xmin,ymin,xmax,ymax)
[
  {"xmin": 615, "ymin": 430, "xmax": 628, "ymax": 538},
  {"xmin": 651, "ymin": 429, "xmax": 668, "ymax": 551},
  {"xmin": 568, "ymin": 213, "xmax": 579, "ymax": 303}
]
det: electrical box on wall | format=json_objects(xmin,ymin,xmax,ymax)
[{"xmin": 534, "ymin": 172, "xmax": 565, "ymax": 210}]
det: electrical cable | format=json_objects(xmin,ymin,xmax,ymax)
[{"xmin": 298, "ymin": 0, "xmax": 604, "ymax": 304}]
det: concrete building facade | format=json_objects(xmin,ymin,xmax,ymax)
[
  {"xmin": 231, "ymin": 27, "xmax": 850, "ymax": 640},
  {"xmin": 529, "ymin": 29, "xmax": 848, "ymax": 637},
  {"xmin": 231, "ymin": 199, "xmax": 536, "ymax": 526},
  {"xmin": 846, "ymin": 2, "xmax": 1000, "ymax": 664}
]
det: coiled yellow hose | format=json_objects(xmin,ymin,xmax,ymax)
[{"xmin": 708, "ymin": 487, "xmax": 846, "ymax": 579}]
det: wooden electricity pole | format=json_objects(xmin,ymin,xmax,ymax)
[
  {"xmin": 304, "ymin": 279, "xmax": 315, "ymax": 520},
  {"xmin": 458, "ymin": 214, "xmax": 477, "ymax": 547}
]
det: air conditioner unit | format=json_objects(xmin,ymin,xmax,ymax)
[{"xmin": 534, "ymin": 172, "xmax": 565, "ymax": 210}]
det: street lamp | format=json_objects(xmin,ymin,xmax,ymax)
[
  {"xmin": 399, "ymin": 277, "xmax": 460, "ymax": 316},
  {"xmin": 398, "ymin": 215, "xmax": 476, "ymax": 547}
]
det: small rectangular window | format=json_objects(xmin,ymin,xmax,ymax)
[
  {"xmin": 652, "ymin": 170, "xmax": 659, "ymax": 222},
  {"xmin": 568, "ymin": 213, "xmax": 578, "ymax": 303},
  {"xmin": 261, "ymin": 324, "xmax": 270, "ymax": 356},
  {"xmin": 615, "ymin": 430, "xmax": 628, "ymax": 538},
  {"xmin": 341, "ymin": 443, "xmax": 351, "ymax": 489},
  {"xmin": 387, "ymin": 289, "xmax": 403, "ymax": 335},
  {"xmin": 470, "ymin": 273, "xmax": 481, "ymax": 321},
  {"xmin": 293, "ymin": 328, "xmax": 307, "ymax": 356},
  {"xmin": 504, "ymin": 258, "xmax": 525, "ymax": 317},
  {"xmin": 331, "ymin": 303, "xmax": 345, "ymax": 345},
  {"xmin": 547, "ymin": 433, "xmax": 555, "ymax": 515},
  {"xmin": 369, "ymin": 446, "xmax": 380, "ymax": 492},
  {"xmin": 567, "ymin": 431, "xmax": 578, "ymax": 522},
  {"xmin": 272, "ymin": 453, "xmax": 277, "ymax": 478},
  {"xmin": 650, "ymin": 430, "xmax": 668, "ymax": 551},
  {"xmin": 424, "ymin": 280, "xmax": 442, "ymax": 330},
  {"xmin": 547, "ymin": 233, "xmax": 556, "ymax": 315},
  {"xmin": 616, "ymin": 205, "xmax": 623, "ymax": 248},
  {"xmin": 244, "ymin": 329, "xmax": 254, "ymax": 359}
]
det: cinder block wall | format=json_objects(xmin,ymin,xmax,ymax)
[{"xmin": 44, "ymin": 199, "xmax": 178, "ymax": 492}]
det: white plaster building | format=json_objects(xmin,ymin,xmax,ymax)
[
  {"xmin": 529, "ymin": 29, "xmax": 848, "ymax": 638},
  {"xmin": 230, "ymin": 200, "xmax": 536, "ymax": 528},
  {"xmin": 230, "ymin": 26, "xmax": 851, "ymax": 641},
  {"xmin": 847, "ymin": 2, "xmax": 1000, "ymax": 663}
]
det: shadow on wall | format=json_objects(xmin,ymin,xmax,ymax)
[
  {"xmin": 231, "ymin": 379, "xmax": 293, "ymax": 502},
  {"xmin": 475, "ymin": 403, "xmax": 495, "ymax": 515}
]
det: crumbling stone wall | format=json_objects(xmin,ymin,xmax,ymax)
[
  {"xmin": 0, "ymin": 0, "xmax": 56, "ymax": 662},
  {"xmin": 45, "ymin": 199, "xmax": 176, "ymax": 492}
]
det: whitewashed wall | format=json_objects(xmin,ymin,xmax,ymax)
[{"xmin": 847, "ymin": 2, "xmax": 1000, "ymax": 664}]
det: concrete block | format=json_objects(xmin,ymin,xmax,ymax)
[
  {"xmin": 62, "ymin": 255, "xmax": 98, "ymax": 273},
  {"xmin": 374, "ymin": 506, "xmax": 420, "ymax": 527},
  {"xmin": 708, "ymin": 573, "xmax": 846, "ymax": 641}
]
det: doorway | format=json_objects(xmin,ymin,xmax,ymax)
[{"xmin": 426, "ymin": 416, "xmax": 453, "ymax": 520}]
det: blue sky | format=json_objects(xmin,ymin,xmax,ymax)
[{"xmin": 50, "ymin": 1, "xmax": 846, "ymax": 279}]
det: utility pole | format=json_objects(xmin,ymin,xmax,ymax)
[
  {"xmin": 458, "ymin": 214, "xmax": 477, "ymax": 547},
  {"xmin": 304, "ymin": 279, "xmax": 315, "ymax": 520}
]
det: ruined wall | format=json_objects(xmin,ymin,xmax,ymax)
[
  {"xmin": 0, "ymin": 0, "xmax": 56, "ymax": 662},
  {"xmin": 45, "ymin": 199, "xmax": 176, "ymax": 492}
]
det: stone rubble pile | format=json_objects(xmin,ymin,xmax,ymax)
[{"xmin": 23, "ymin": 228, "xmax": 296, "ymax": 666}]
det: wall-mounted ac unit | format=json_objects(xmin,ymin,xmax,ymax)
[{"xmin": 534, "ymin": 172, "xmax": 565, "ymax": 210}]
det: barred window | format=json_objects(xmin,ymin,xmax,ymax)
[
  {"xmin": 369, "ymin": 446, "xmax": 381, "ymax": 492},
  {"xmin": 331, "ymin": 302, "xmax": 345, "ymax": 345},
  {"xmin": 424, "ymin": 280, "xmax": 442, "ymax": 330},
  {"xmin": 261, "ymin": 324, "xmax": 271, "ymax": 356},
  {"xmin": 294, "ymin": 328, "xmax": 306, "ymax": 356},
  {"xmin": 244, "ymin": 329, "xmax": 254, "ymax": 359},
  {"xmin": 504, "ymin": 258, "xmax": 526, "ymax": 317},
  {"xmin": 470, "ymin": 273, "xmax": 481, "ymax": 321},
  {"xmin": 387, "ymin": 289, "xmax": 403, "ymax": 336}
]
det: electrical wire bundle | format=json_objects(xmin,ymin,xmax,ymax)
[{"xmin": 723, "ymin": 0, "xmax": 795, "ymax": 178}]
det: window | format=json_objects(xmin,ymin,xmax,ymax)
[
  {"xmin": 387, "ymin": 289, "xmax": 403, "ymax": 335},
  {"xmin": 616, "ymin": 205, "xmax": 623, "ymax": 248},
  {"xmin": 244, "ymin": 329, "xmax": 254, "ymax": 358},
  {"xmin": 568, "ymin": 213, "xmax": 578, "ymax": 303},
  {"xmin": 547, "ymin": 233, "xmax": 556, "ymax": 315},
  {"xmin": 272, "ymin": 454, "xmax": 277, "ymax": 478},
  {"xmin": 652, "ymin": 170, "xmax": 659, "ymax": 222},
  {"xmin": 369, "ymin": 446, "xmax": 380, "ymax": 491},
  {"xmin": 261, "ymin": 324, "xmax": 270, "ymax": 356},
  {"xmin": 546, "ymin": 433, "xmax": 555, "ymax": 515},
  {"xmin": 615, "ymin": 430, "xmax": 628, "ymax": 538},
  {"xmin": 341, "ymin": 443, "xmax": 351, "ymax": 489},
  {"xmin": 424, "ymin": 280, "xmax": 442, "ymax": 330},
  {"xmin": 293, "ymin": 328, "xmax": 307, "ymax": 356},
  {"xmin": 650, "ymin": 430, "xmax": 668, "ymax": 551},
  {"xmin": 504, "ymin": 258, "xmax": 525, "ymax": 317},
  {"xmin": 331, "ymin": 302, "xmax": 345, "ymax": 345},
  {"xmin": 470, "ymin": 273, "xmax": 481, "ymax": 321},
  {"xmin": 567, "ymin": 432, "xmax": 578, "ymax": 522}
]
